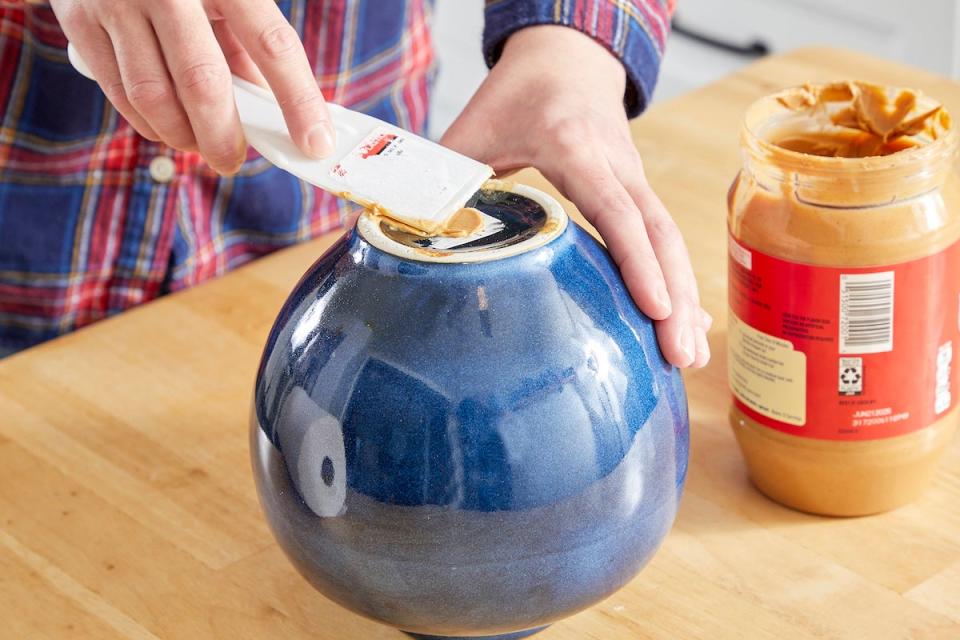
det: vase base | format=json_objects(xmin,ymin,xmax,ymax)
[{"xmin": 404, "ymin": 625, "xmax": 549, "ymax": 640}]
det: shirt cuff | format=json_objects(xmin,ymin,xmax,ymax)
[{"xmin": 483, "ymin": 0, "xmax": 672, "ymax": 118}]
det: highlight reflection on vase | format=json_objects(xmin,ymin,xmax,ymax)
[{"xmin": 251, "ymin": 184, "xmax": 689, "ymax": 640}]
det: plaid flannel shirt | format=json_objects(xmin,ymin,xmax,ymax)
[{"xmin": 0, "ymin": 0, "xmax": 673, "ymax": 356}]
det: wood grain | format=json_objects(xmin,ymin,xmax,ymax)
[{"xmin": 2, "ymin": 48, "xmax": 958, "ymax": 639}]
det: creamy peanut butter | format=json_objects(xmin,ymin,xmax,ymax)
[
  {"xmin": 772, "ymin": 81, "xmax": 947, "ymax": 155},
  {"xmin": 367, "ymin": 207, "xmax": 484, "ymax": 239},
  {"xmin": 339, "ymin": 195, "xmax": 485, "ymax": 239},
  {"xmin": 728, "ymin": 82, "xmax": 960, "ymax": 516},
  {"xmin": 355, "ymin": 180, "xmax": 569, "ymax": 265}
]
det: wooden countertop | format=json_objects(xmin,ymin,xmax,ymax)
[{"xmin": 2, "ymin": 48, "xmax": 958, "ymax": 639}]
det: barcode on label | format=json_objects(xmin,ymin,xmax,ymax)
[{"xmin": 839, "ymin": 272, "xmax": 894, "ymax": 354}]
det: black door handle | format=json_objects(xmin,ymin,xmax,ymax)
[{"xmin": 671, "ymin": 17, "xmax": 770, "ymax": 58}]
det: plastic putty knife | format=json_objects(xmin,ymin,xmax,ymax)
[{"xmin": 67, "ymin": 43, "xmax": 493, "ymax": 234}]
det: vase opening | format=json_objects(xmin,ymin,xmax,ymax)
[{"xmin": 356, "ymin": 179, "xmax": 568, "ymax": 264}]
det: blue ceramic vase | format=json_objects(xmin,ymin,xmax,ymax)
[{"xmin": 251, "ymin": 183, "xmax": 689, "ymax": 639}]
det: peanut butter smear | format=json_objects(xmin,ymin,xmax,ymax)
[
  {"xmin": 369, "ymin": 207, "xmax": 484, "ymax": 238},
  {"xmin": 339, "ymin": 193, "xmax": 486, "ymax": 238},
  {"xmin": 436, "ymin": 207, "xmax": 484, "ymax": 237},
  {"xmin": 770, "ymin": 81, "xmax": 949, "ymax": 157}
]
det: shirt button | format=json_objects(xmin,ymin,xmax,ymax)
[{"xmin": 149, "ymin": 156, "xmax": 176, "ymax": 183}]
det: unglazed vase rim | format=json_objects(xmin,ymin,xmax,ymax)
[{"xmin": 356, "ymin": 181, "xmax": 570, "ymax": 264}]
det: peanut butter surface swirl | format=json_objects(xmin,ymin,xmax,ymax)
[{"xmin": 773, "ymin": 81, "xmax": 949, "ymax": 157}]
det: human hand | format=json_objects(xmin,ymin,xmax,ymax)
[
  {"xmin": 51, "ymin": 0, "xmax": 335, "ymax": 174},
  {"xmin": 441, "ymin": 26, "xmax": 710, "ymax": 368}
]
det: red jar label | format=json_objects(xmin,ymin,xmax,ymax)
[{"xmin": 728, "ymin": 234, "xmax": 960, "ymax": 440}]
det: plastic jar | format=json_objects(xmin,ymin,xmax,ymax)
[{"xmin": 727, "ymin": 82, "xmax": 960, "ymax": 516}]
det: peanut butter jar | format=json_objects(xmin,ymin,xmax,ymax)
[{"xmin": 727, "ymin": 82, "xmax": 960, "ymax": 516}]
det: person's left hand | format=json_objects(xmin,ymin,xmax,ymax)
[{"xmin": 441, "ymin": 25, "xmax": 711, "ymax": 369}]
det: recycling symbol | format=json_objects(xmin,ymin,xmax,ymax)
[{"xmin": 841, "ymin": 367, "xmax": 861, "ymax": 385}]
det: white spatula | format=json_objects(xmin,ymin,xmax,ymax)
[{"xmin": 67, "ymin": 43, "xmax": 493, "ymax": 235}]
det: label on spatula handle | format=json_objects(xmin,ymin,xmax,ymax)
[{"xmin": 329, "ymin": 126, "xmax": 491, "ymax": 235}]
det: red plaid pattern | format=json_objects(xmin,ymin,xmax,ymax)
[{"xmin": 0, "ymin": 0, "xmax": 672, "ymax": 356}]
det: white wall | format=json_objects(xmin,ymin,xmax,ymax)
[{"xmin": 428, "ymin": 0, "xmax": 488, "ymax": 140}]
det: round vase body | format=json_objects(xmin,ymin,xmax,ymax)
[{"xmin": 251, "ymin": 186, "xmax": 689, "ymax": 638}]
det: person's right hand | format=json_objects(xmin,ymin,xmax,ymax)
[{"xmin": 50, "ymin": 0, "xmax": 336, "ymax": 174}]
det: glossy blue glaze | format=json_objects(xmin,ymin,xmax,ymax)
[{"xmin": 251, "ymin": 208, "xmax": 689, "ymax": 639}]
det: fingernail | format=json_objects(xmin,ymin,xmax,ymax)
[
  {"xmin": 701, "ymin": 308, "xmax": 714, "ymax": 329},
  {"xmin": 655, "ymin": 285, "xmax": 672, "ymax": 316},
  {"xmin": 229, "ymin": 134, "xmax": 248, "ymax": 173},
  {"xmin": 678, "ymin": 326, "xmax": 695, "ymax": 366},
  {"xmin": 307, "ymin": 123, "xmax": 336, "ymax": 158},
  {"xmin": 696, "ymin": 327, "xmax": 711, "ymax": 365}
]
